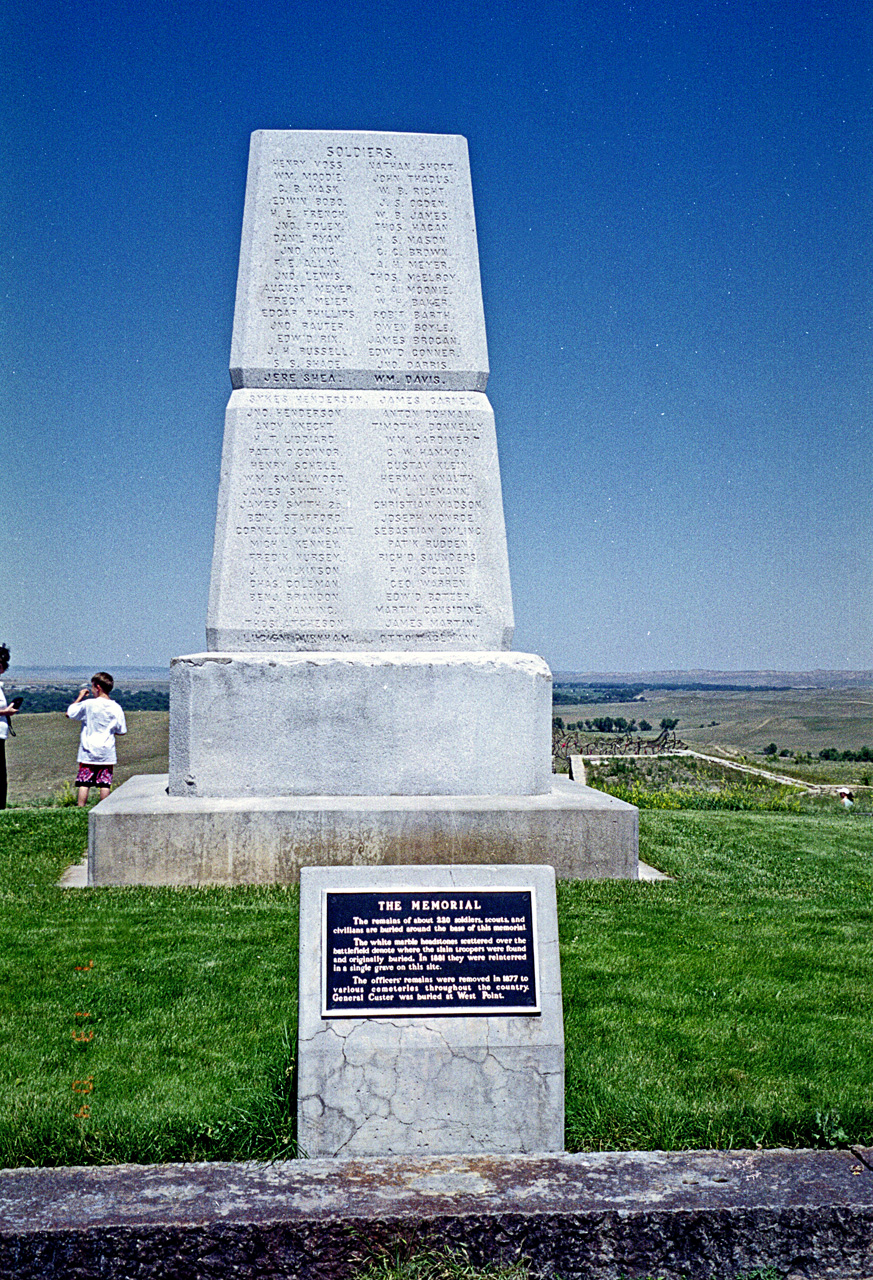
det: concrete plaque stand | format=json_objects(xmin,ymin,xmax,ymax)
[
  {"xmin": 88, "ymin": 130, "xmax": 638, "ymax": 886},
  {"xmin": 297, "ymin": 864, "xmax": 564, "ymax": 1157}
]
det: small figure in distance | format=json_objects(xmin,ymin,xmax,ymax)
[
  {"xmin": 838, "ymin": 787, "xmax": 855, "ymax": 810},
  {"xmin": 67, "ymin": 673, "xmax": 127, "ymax": 807},
  {"xmin": 0, "ymin": 643, "xmax": 20, "ymax": 810}
]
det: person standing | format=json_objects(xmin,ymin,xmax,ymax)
[
  {"xmin": 67, "ymin": 672, "xmax": 127, "ymax": 806},
  {"xmin": 0, "ymin": 644, "xmax": 19, "ymax": 810}
]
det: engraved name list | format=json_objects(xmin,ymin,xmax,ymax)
[
  {"xmin": 230, "ymin": 131, "xmax": 488, "ymax": 391},
  {"xmin": 208, "ymin": 388, "xmax": 512, "ymax": 651}
]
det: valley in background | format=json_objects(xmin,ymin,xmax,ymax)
[{"xmin": 2, "ymin": 669, "xmax": 870, "ymax": 806}]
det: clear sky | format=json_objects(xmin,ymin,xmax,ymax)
[{"xmin": 3, "ymin": 0, "xmax": 870, "ymax": 673}]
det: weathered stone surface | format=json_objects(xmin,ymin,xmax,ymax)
[
  {"xmin": 169, "ymin": 651, "xmax": 550, "ymax": 797},
  {"xmin": 89, "ymin": 126, "xmax": 641, "ymax": 886},
  {"xmin": 206, "ymin": 389, "xmax": 513, "ymax": 653},
  {"xmin": 229, "ymin": 130, "xmax": 488, "ymax": 391},
  {"xmin": 297, "ymin": 865, "xmax": 564, "ymax": 1158},
  {"xmin": 1, "ymin": 1148, "xmax": 871, "ymax": 1279},
  {"xmin": 87, "ymin": 774, "xmax": 639, "ymax": 886},
  {"xmin": 568, "ymin": 754, "xmax": 586, "ymax": 784}
]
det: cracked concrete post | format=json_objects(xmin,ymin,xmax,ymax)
[{"xmin": 297, "ymin": 864, "xmax": 564, "ymax": 1158}]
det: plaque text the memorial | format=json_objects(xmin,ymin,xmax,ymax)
[{"xmin": 322, "ymin": 888, "xmax": 539, "ymax": 1017}]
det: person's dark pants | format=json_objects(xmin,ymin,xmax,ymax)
[{"xmin": 0, "ymin": 739, "xmax": 6, "ymax": 810}]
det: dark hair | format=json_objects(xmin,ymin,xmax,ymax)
[
  {"xmin": 0, "ymin": 644, "xmax": 9, "ymax": 672},
  {"xmin": 92, "ymin": 672, "xmax": 114, "ymax": 694}
]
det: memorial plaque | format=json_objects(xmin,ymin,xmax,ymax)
[
  {"xmin": 322, "ymin": 887, "xmax": 539, "ymax": 1017},
  {"xmin": 230, "ymin": 131, "xmax": 489, "ymax": 391},
  {"xmin": 298, "ymin": 864, "xmax": 564, "ymax": 1158},
  {"xmin": 206, "ymin": 388, "xmax": 513, "ymax": 651}
]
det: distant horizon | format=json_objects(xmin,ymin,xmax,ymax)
[{"xmin": 8, "ymin": 664, "xmax": 872, "ymax": 690}]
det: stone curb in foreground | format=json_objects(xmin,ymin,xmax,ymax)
[{"xmin": 1, "ymin": 1147, "xmax": 872, "ymax": 1278}]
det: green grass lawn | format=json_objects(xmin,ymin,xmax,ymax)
[
  {"xmin": 0, "ymin": 810, "xmax": 297, "ymax": 1167},
  {"xmin": 562, "ymin": 810, "xmax": 873, "ymax": 1151},
  {"xmin": 0, "ymin": 806, "xmax": 870, "ymax": 1167}
]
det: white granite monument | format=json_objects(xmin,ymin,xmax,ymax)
[{"xmin": 89, "ymin": 131, "xmax": 638, "ymax": 884}]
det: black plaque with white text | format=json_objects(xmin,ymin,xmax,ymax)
[{"xmin": 322, "ymin": 887, "xmax": 539, "ymax": 1017}]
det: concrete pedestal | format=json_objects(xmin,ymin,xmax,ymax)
[
  {"xmin": 169, "ymin": 651, "xmax": 552, "ymax": 798},
  {"xmin": 87, "ymin": 774, "xmax": 638, "ymax": 886}
]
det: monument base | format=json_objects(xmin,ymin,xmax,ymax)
[
  {"xmin": 169, "ymin": 651, "xmax": 552, "ymax": 798},
  {"xmin": 87, "ymin": 774, "xmax": 639, "ymax": 886}
]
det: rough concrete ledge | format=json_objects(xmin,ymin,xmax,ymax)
[
  {"xmin": 88, "ymin": 774, "xmax": 638, "ymax": 886},
  {"xmin": 1, "ymin": 1148, "xmax": 871, "ymax": 1278}
]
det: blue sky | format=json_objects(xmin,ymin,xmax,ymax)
[{"xmin": 3, "ymin": 0, "xmax": 870, "ymax": 673}]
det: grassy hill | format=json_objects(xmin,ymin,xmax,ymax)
[
  {"xmin": 4, "ymin": 712, "xmax": 169, "ymax": 806},
  {"xmin": 553, "ymin": 685, "xmax": 873, "ymax": 756},
  {"xmin": 4, "ymin": 681, "xmax": 871, "ymax": 805}
]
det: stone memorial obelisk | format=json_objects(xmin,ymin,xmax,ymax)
[{"xmin": 88, "ymin": 131, "xmax": 638, "ymax": 885}]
